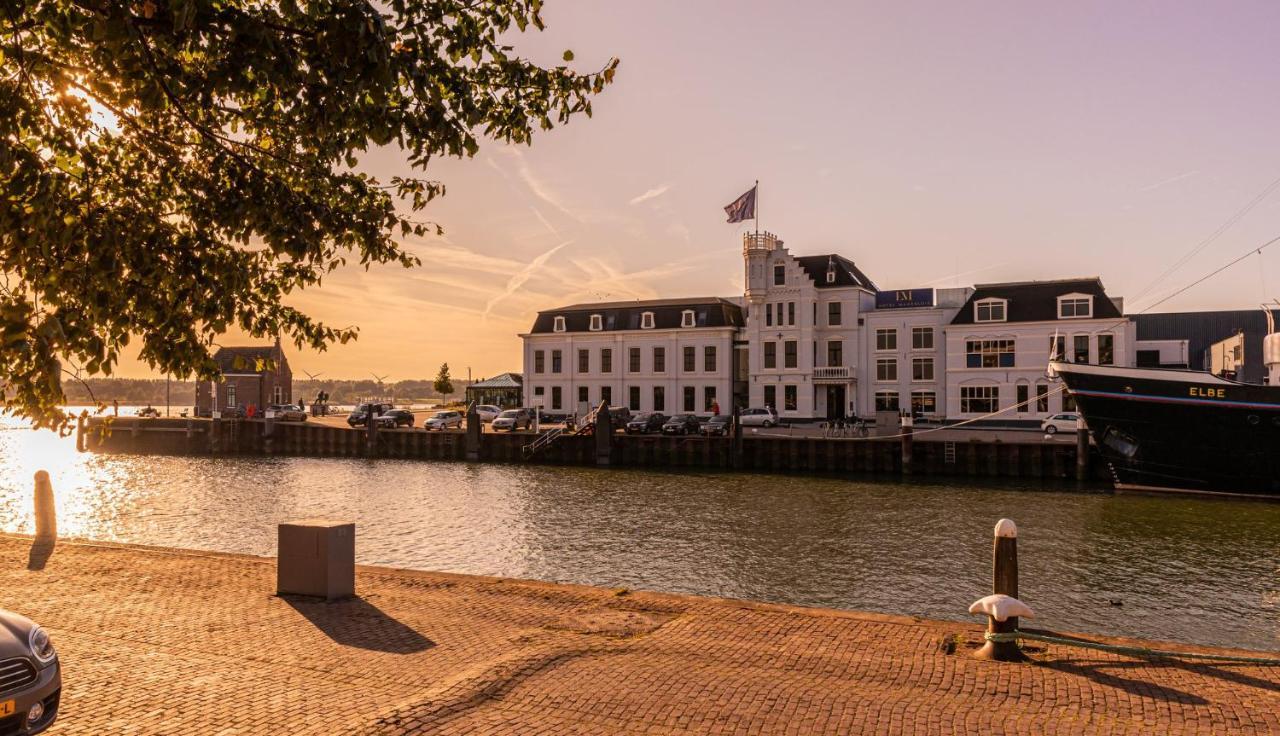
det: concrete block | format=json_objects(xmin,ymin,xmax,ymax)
[{"xmin": 277, "ymin": 520, "xmax": 355, "ymax": 600}]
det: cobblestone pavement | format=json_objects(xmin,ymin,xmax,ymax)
[{"xmin": 1, "ymin": 535, "xmax": 1276, "ymax": 735}]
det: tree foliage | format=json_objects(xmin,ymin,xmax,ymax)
[
  {"xmin": 1, "ymin": 0, "xmax": 617, "ymax": 428},
  {"xmin": 431, "ymin": 362, "xmax": 452, "ymax": 397}
]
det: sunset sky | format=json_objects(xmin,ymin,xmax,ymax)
[{"xmin": 119, "ymin": 0, "xmax": 1280, "ymax": 380}]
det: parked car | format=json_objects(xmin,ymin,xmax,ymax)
[
  {"xmin": 661, "ymin": 414, "xmax": 702, "ymax": 435},
  {"xmin": 600, "ymin": 405, "xmax": 632, "ymax": 430},
  {"xmin": 492, "ymin": 408, "xmax": 536, "ymax": 431},
  {"xmin": 424, "ymin": 410, "xmax": 464, "ymax": 430},
  {"xmin": 347, "ymin": 403, "xmax": 393, "ymax": 427},
  {"xmin": 0, "ymin": 608, "xmax": 61, "ymax": 733},
  {"xmin": 700, "ymin": 414, "xmax": 732, "ymax": 436},
  {"xmin": 625, "ymin": 412, "xmax": 667, "ymax": 434},
  {"xmin": 474, "ymin": 405, "xmax": 502, "ymax": 422},
  {"xmin": 268, "ymin": 404, "xmax": 308, "ymax": 422},
  {"xmin": 1041, "ymin": 412, "xmax": 1083, "ymax": 435},
  {"xmin": 738, "ymin": 407, "xmax": 779, "ymax": 428},
  {"xmin": 373, "ymin": 409, "xmax": 415, "ymax": 428}
]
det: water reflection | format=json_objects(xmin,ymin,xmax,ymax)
[{"xmin": 0, "ymin": 414, "xmax": 1277, "ymax": 650}]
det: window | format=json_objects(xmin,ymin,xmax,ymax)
[
  {"xmin": 1063, "ymin": 393, "xmax": 1078, "ymax": 411},
  {"xmin": 784, "ymin": 340, "xmax": 797, "ymax": 368},
  {"xmin": 551, "ymin": 386, "xmax": 562, "ymax": 410},
  {"xmin": 629, "ymin": 347, "xmax": 641, "ymax": 373},
  {"xmin": 704, "ymin": 386, "xmax": 717, "ymax": 411},
  {"xmin": 1058, "ymin": 295, "xmax": 1092, "ymax": 319},
  {"xmin": 965, "ymin": 339, "xmax": 1015, "ymax": 368},
  {"xmin": 788, "ymin": 302, "xmax": 795, "ymax": 326},
  {"xmin": 911, "ymin": 391, "xmax": 936, "ymax": 414},
  {"xmin": 826, "ymin": 270, "xmax": 836, "ymax": 284},
  {"xmin": 827, "ymin": 341, "xmax": 843, "ymax": 367},
  {"xmin": 578, "ymin": 386, "xmax": 589, "ymax": 404},
  {"xmin": 828, "ymin": 302, "xmax": 842, "ymax": 326},
  {"xmin": 601, "ymin": 386, "xmax": 612, "ymax": 406},
  {"xmin": 1073, "ymin": 335, "xmax": 1089, "ymax": 364},
  {"xmin": 553, "ymin": 316, "xmax": 566, "ymax": 332},
  {"xmin": 875, "ymin": 391, "xmax": 899, "ymax": 411},
  {"xmin": 534, "ymin": 386, "xmax": 544, "ymax": 397},
  {"xmin": 1098, "ymin": 334, "xmax": 1114, "ymax": 365},
  {"xmin": 629, "ymin": 386, "xmax": 640, "ymax": 411},
  {"xmin": 764, "ymin": 342, "xmax": 777, "ymax": 369},
  {"xmin": 912, "ymin": 327, "xmax": 934, "ymax": 350},
  {"xmin": 1016, "ymin": 383, "xmax": 1029, "ymax": 413},
  {"xmin": 1049, "ymin": 335, "xmax": 1065, "ymax": 361},
  {"xmin": 589, "ymin": 314, "xmax": 603, "ymax": 331},
  {"xmin": 784, "ymin": 385, "xmax": 797, "ymax": 411},
  {"xmin": 876, "ymin": 357, "xmax": 897, "ymax": 381},
  {"xmin": 912, "ymin": 357, "xmax": 934, "ymax": 381},
  {"xmin": 1036, "ymin": 382, "xmax": 1049, "ymax": 413},
  {"xmin": 226, "ymin": 384, "xmax": 236, "ymax": 408},
  {"xmin": 534, "ymin": 350, "xmax": 545, "ymax": 373},
  {"xmin": 766, "ymin": 304, "xmax": 773, "ymax": 327},
  {"xmin": 774, "ymin": 264, "xmax": 786, "ymax": 285},
  {"xmin": 974, "ymin": 299, "xmax": 1006, "ymax": 322},
  {"xmin": 654, "ymin": 347, "xmax": 666, "ymax": 373},
  {"xmin": 960, "ymin": 386, "xmax": 998, "ymax": 414},
  {"xmin": 681, "ymin": 310, "xmax": 695, "ymax": 327},
  {"xmin": 578, "ymin": 349, "xmax": 589, "ymax": 373},
  {"xmin": 653, "ymin": 386, "xmax": 665, "ymax": 412},
  {"xmin": 641, "ymin": 312, "xmax": 655, "ymax": 329},
  {"xmin": 876, "ymin": 328, "xmax": 897, "ymax": 351},
  {"xmin": 600, "ymin": 349, "xmax": 612, "ymax": 373},
  {"xmin": 704, "ymin": 346, "xmax": 716, "ymax": 372},
  {"xmin": 683, "ymin": 386, "xmax": 696, "ymax": 412},
  {"xmin": 683, "ymin": 346, "xmax": 696, "ymax": 372},
  {"xmin": 551, "ymin": 350, "xmax": 562, "ymax": 373},
  {"xmin": 764, "ymin": 385, "xmax": 776, "ymax": 410}
]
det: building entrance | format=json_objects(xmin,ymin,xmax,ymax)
[{"xmin": 825, "ymin": 385, "xmax": 846, "ymax": 421}]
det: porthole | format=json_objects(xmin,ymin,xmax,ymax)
[{"xmin": 1247, "ymin": 415, "xmax": 1260, "ymax": 425}]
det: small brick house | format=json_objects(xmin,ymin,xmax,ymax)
[{"xmin": 195, "ymin": 339, "xmax": 293, "ymax": 416}]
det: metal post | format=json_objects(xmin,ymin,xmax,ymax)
[
  {"xmin": 901, "ymin": 411, "xmax": 914, "ymax": 474},
  {"xmin": 975, "ymin": 519, "xmax": 1028, "ymax": 662},
  {"xmin": 33, "ymin": 471, "xmax": 56, "ymax": 541},
  {"xmin": 1075, "ymin": 415, "xmax": 1089, "ymax": 481},
  {"xmin": 731, "ymin": 405, "xmax": 743, "ymax": 469},
  {"xmin": 465, "ymin": 401, "xmax": 481, "ymax": 461},
  {"xmin": 595, "ymin": 400, "xmax": 613, "ymax": 466},
  {"xmin": 365, "ymin": 403, "xmax": 377, "ymax": 458}
]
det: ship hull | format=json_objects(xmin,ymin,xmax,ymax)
[{"xmin": 1051, "ymin": 362, "xmax": 1280, "ymax": 497}]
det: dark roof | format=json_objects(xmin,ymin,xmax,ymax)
[
  {"xmin": 950, "ymin": 278, "xmax": 1123, "ymax": 325},
  {"xmin": 212, "ymin": 345, "xmax": 279, "ymax": 373},
  {"xmin": 530, "ymin": 297, "xmax": 743, "ymax": 334},
  {"xmin": 794, "ymin": 255, "xmax": 878, "ymax": 290},
  {"xmin": 468, "ymin": 372, "xmax": 523, "ymax": 388}
]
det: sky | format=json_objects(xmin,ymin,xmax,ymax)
[{"xmin": 116, "ymin": 0, "xmax": 1280, "ymax": 380}]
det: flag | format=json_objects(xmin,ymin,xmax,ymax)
[{"xmin": 723, "ymin": 185, "xmax": 757, "ymax": 223}]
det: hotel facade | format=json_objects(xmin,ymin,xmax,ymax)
[{"xmin": 521, "ymin": 232, "xmax": 1139, "ymax": 423}]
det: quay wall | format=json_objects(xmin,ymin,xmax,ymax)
[{"xmin": 78, "ymin": 417, "xmax": 1108, "ymax": 482}]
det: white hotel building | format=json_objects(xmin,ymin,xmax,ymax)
[{"xmin": 521, "ymin": 232, "xmax": 1137, "ymax": 423}]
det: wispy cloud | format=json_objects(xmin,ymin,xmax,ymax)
[
  {"xmin": 1137, "ymin": 170, "xmax": 1197, "ymax": 193},
  {"xmin": 483, "ymin": 240, "xmax": 573, "ymax": 317},
  {"xmin": 529, "ymin": 205, "xmax": 560, "ymax": 236},
  {"xmin": 629, "ymin": 184, "xmax": 671, "ymax": 206}
]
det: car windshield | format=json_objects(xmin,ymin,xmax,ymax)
[
  {"xmin": 498, "ymin": 410, "xmax": 519, "ymax": 418},
  {"xmin": 432, "ymin": 412, "xmax": 452, "ymax": 418}
]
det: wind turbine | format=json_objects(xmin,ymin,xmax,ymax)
[{"xmin": 371, "ymin": 373, "xmax": 390, "ymax": 404}]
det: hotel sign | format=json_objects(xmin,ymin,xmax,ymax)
[{"xmin": 875, "ymin": 288, "xmax": 934, "ymax": 309}]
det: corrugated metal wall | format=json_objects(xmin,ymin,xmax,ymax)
[{"xmin": 1133, "ymin": 310, "xmax": 1269, "ymax": 383}]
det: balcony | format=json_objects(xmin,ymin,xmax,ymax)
[{"xmin": 813, "ymin": 366, "xmax": 854, "ymax": 383}]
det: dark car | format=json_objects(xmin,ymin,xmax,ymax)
[
  {"xmin": 699, "ymin": 415, "xmax": 732, "ymax": 436},
  {"xmin": 347, "ymin": 403, "xmax": 393, "ymax": 427},
  {"xmin": 625, "ymin": 412, "xmax": 666, "ymax": 434},
  {"xmin": 373, "ymin": 409, "xmax": 415, "ymax": 428},
  {"xmin": 0, "ymin": 608, "xmax": 61, "ymax": 733},
  {"xmin": 661, "ymin": 414, "xmax": 701, "ymax": 435}
]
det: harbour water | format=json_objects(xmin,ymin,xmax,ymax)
[{"xmin": 1, "ymin": 412, "xmax": 1277, "ymax": 651}]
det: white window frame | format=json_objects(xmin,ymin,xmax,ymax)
[
  {"xmin": 553, "ymin": 316, "xmax": 566, "ymax": 332},
  {"xmin": 1057, "ymin": 293, "xmax": 1093, "ymax": 319},
  {"xmin": 589, "ymin": 314, "xmax": 603, "ymax": 331},
  {"xmin": 911, "ymin": 326, "xmax": 934, "ymax": 350},
  {"xmin": 681, "ymin": 310, "xmax": 695, "ymax": 327},
  {"xmin": 911, "ymin": 357, "xmax": 934, "ymax": 382},
  {"xmin": 960, "ymin": 384, "xmax": 1000, "ymax": 414},
  {"xmin": 641, "ymin": 311, "xmax": 655, "ymax": 329},
  {"xmin": 974, "ymin": 298, "xmax": 1007, "ymax": 323},
  {"xmin": 875, "ymin": 328, "xmax": 897, "ymax": 352},
  {"xmin": 875, "ymin": 357, "xmax": 897, "ymax": 382},
  {"xmin": 826, "ymin": 270, "xmax": 836, "ymax": 283}
]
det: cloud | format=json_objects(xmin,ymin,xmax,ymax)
[
  {"xmin": 629, "ymin": 184, "xmax": 672, "ymax": 206},
  {"xmin": 483, "ymin": 240, "xmax": 573, "ymax": 317},
  {"xmin": 1137, "ymin": 170, "xmax": 1197, "ymax": 193}
]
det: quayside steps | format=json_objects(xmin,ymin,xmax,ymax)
[{"xmin": 522, "ymin": 405, "xmax": 600, "ymax": 458}]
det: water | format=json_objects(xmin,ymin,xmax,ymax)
[{"xmin": 2, "ymin": 412, "xmax": 1278, "ymax": 651}]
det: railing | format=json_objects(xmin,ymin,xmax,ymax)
[
  {"xmin": 813, "ymin": 366, "xmax": 853, "ymax": 381},
  {"xmin": 742, "ymin": 231, "xmax": 780, "ymax": 253},
  {"xmin": 522, "ymin": 404, "xmax": 602, "ymax": 459}
]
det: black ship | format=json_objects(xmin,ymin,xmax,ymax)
[{"xmin": 1051, "ymin": 360, "xmax": 1280, "ymax": 497}]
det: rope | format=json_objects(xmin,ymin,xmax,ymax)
[{"xmin": 985, "ymin": 631, "xmax": 1280, "ymax": 665}]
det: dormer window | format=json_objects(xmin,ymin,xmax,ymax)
[
  {"xmin": 641, "ymin": 312, "xmax": 655, "ymax": 329},
  {"xmin": 826, "ymin": 256, "xmax": 837, "ymax": 283},
  {"xmin": 974, "ymin": 298, "xmax": 1007, "ymax": 323},
  {"xmin": 553, "ymin": 316, "xmax": 566, "ymax": 332},
  {"xmin": 681, "ymin": 310, "xmax": 695, "ymax": 328},
  {"xmin": 1057, "ymin": 294, "xmax": 1093, "ymax": 319},
  {"xmin": 826, "ymin": 270, "xmax": 836, "ymax": 283},
  {"xmin": 589, "ymin": 314, "xmax": 603, "ymax": 331}
]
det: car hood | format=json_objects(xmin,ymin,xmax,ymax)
[{"xmin": 0, "ymin": 610, "xmax": 35, "ymax": 659}]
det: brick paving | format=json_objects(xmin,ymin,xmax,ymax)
[{"xmin": 0, "ymin": 534, "xmax": 1276, "ymax": 735}]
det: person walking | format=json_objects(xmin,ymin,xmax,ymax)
[
  {"xmin": 112, "ymin": 399, "xmax": 119, "ymax": 417},
  {"xmin": 710, "ymin": 399, "xmax": 721, "ymax": 416}
]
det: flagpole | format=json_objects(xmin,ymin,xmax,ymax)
[{"xmin": 754, "ymin": 179, "xmax": 759, "ymax": 237}]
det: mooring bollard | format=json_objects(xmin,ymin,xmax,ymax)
[
  {"xmin": 595, "ymin": 401, "xmax": 613, "ymax": 466},
  {"xmin": 465, "ymin": 402, "xmax": 481, "ymax": 461},
  {"xmin": 1075, "ymin": 415, "xmax": 1089, "ymax": 481},
  {"xmin": 970, "ymin": 518, "xmax": 1033, "ymax": 661},
  {"xmin": 365, "ymin": 406, "xmax": 378, "ymax": 458},
  {"xmin": 33, "ymin": 471, "xmax": 56, "ymax": 541}
]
